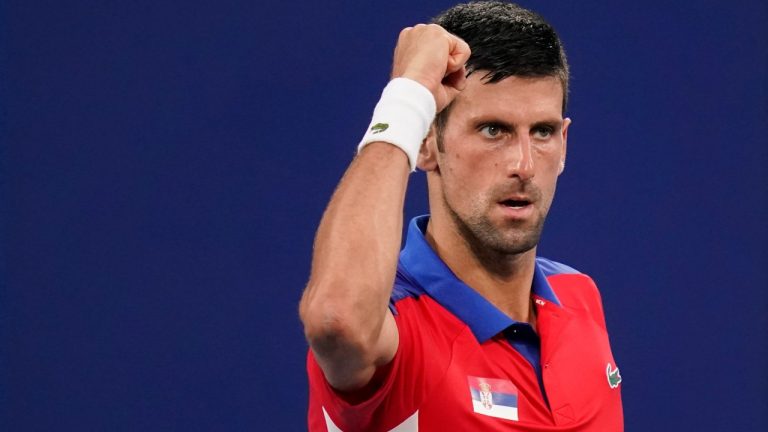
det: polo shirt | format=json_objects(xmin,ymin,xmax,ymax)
[{"xmin": 307, "ymin": 215, "xmax": 623, "ymax": 431}]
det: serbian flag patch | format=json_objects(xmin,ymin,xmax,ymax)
[{"xmin": 467, "ymin": 376, "xmax": 519, "ymax": 421}]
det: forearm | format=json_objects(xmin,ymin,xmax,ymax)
[
  {"xmin": 299, "ymin": 143, "xmax": 408, "ymax": 384},
  {"xmin": 299, "ymin": 23, "xmax": 470, "ymax": 391}
]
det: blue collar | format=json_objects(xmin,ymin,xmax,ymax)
[{"xmin": 399, "ymin": 215, "xmax": 562, "ymax": 343}]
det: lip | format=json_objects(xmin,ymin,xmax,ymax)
[
  {"xmin": 497, "ymin": 202, "xmax": 534, "ymax": 219},
  {"xmin": 500, "ymin": 194, "xmax": 531, "ymax": 203},
  {"xmin": 496, "ymin": 197, "xmax": 535, "ymax": 219}
]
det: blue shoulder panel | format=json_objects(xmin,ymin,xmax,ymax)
[
  {"xmin": 535, "ymin": 257, "xmax": 581, "ymax": 277},
  {"xmin": 389, "ymin": 265, "xmax": 427, "ymax": 314}
]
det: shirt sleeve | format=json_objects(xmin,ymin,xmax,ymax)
[{"xmin": 307, "ymin": 298, "xmax": 436, "ymax": 432}]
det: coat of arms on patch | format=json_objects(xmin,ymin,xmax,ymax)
[{"xmin": 467, "ymin": 376, "xmax": 519, "ymax": 421}]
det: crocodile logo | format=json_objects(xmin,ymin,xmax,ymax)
[
  {"xmin": 606, "ymin": 363, "xmax": 622, "ymax": 389},
  {"xmin": 370, "ymin": 122, "xmax": 389, "ymax": 134}
]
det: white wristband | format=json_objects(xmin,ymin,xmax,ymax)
[{"xmin": 358, "ymin": 78, "xmax": 437, "ymax": 171}]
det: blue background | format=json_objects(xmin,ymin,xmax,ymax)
[{"xmin": 4, "ymin": 0, "xmax": 767, "ymax": 430}]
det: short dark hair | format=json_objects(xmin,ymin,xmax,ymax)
[{"xmin": 431, "ymin": 1, "xmax": 570, "ymax": 149}]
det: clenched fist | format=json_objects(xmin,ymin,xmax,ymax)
[{"xmin": 391, "ymin": 24, "xmax": 471, "ymax": 113}]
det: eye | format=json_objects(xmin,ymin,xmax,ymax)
[
  {"xmin": 479, "ymin": 124, "xmax": 504, "ymax": 139},
  {"xmin": 533, "ymin": 125, "xmax": 555, "ymax": 140}
]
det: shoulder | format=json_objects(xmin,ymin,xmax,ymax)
[
  {"xmin": 390, "ymin": 267, "xmax": 427, "ymax": 313},
  {"xmin": 537, "ymin": 256, "xmax": 598, "ymax": 293},
  {"xmin": 389, "ymin": 265, "xmax": 467, "ymax": 343},
  {"xmin": 536, "ymin": 256, "xmax": 582, "ymax": 277},
  {"xmin": 537, "ymin": 257, "xmax": 607, "ymax": 325}
]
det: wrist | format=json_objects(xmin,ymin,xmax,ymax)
[{"xmin": 358, "ymin": 78, "xmax": 437, "ymax": 171}]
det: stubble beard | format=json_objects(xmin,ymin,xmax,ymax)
[
  {"xmin": 450, "ymin": 204, "xmax": 545, "ymax": 257},
  {"xmin": 443, "ymin": 187, "xmax": 549, "ymax": 261}
]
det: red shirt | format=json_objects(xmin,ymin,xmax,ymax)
[{"xmin": 308, "ymin": 216, "xmax": 623, "ymax": 431}]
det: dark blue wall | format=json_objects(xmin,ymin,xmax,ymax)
[{"xmin": 5, "ymin": 1, "xmax": 767, "ymax": 430}]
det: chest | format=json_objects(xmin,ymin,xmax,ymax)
[{"xmin": 415, "ymin": 311, "xmax": 622, "ymax": 431}]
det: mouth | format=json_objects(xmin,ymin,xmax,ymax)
[
  {"xmin": 496, "ymin": 195, "xmax": 535, "ymax": 220},
  {"xmin": 499, "ymin": 198, "xmax": 532, "ymax": 209}
]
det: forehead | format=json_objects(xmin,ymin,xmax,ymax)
[{"xmin": 449, "ymin": 74, "xmax": 564, "ymax": 122}]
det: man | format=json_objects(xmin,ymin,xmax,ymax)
[{"xmin": 299, "ymin": 1, "xmax": 623, "ymax": 431}]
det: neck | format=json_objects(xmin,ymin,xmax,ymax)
[{"xmin": 425, "ymin": 216, "xmax": 537, "ymax": 325}]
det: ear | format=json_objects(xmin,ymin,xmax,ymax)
[
  {"xmin": 417, "ymin": 124, "xmax": 439, "ymax": 172},
  {"xmin": 558, "ymin": 117, "xmax": 571, "ymax": 175}
]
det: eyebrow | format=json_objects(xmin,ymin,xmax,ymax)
[
  {"xmin": 474, "ymin": 117, "xmax": 563, "ymax": 131},
  {"xmin": 531, "ymin": 119, "xmax": 563, "ymax": 131}
]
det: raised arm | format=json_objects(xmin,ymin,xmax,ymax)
[{"xmin": 299, "ymin": 24, "xmax": 470, "ymax": 392}]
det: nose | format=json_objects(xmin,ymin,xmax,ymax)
[{"xmin": 506, "ymin": 134, "xmax": 535, "ymax": 180}]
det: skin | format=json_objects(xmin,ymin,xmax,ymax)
[
  {"xmin": 299, "ymin": 23, "xmax": 569, "ymax": 393},
  {"xmin": 419, "ymin": 74, "xmax": 570, "ymax": 322}
]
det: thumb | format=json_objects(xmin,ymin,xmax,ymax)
[{"xmin": 442, "ymin": 65, "xmax": 467, "ymax": 92}]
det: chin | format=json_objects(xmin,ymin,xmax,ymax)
[{"xmin": 489, "ymin": 235, "xmax": 540, "ymax": 255}]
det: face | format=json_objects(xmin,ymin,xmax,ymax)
[{"xmin": 421, "ymin": 74, "xmax": 570, "ymax": 256}]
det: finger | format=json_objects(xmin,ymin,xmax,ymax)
[
  {"xmin": 451, "ymin": 36, "xmax": 471, "ymax": 61},
  {"xmin": 445, "ymin": 36, "xmax": 471, "ymax": 75},
  {"xmin": 442, "ymin": 65, "xmax": 467, "ymax": 91}
]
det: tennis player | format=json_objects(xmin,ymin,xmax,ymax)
[{"xmin": 300, "ymin": 2, "xmax": 623, "ymax": 430}]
